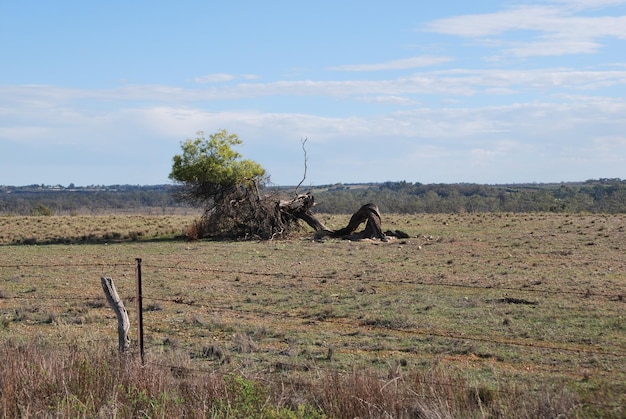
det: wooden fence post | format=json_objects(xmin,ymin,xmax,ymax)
[{"xmin": 100, "ymin": 276, "xmax": 130, "ymax": 352}]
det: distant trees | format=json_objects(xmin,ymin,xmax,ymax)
[
  {"xmin": 312, "ymin": 180, "xmax": 626, "ymax": 214},
  {"xmin": 2, "ymin": 179, "xmax": 626, "ymax": 217},
  {"xmin": 30, "ymin": 204, "xmax": 54, "ymax": 216},
  {"xmin": 0, "ymin": 185, "xmax": 188, "ymax": 216}
]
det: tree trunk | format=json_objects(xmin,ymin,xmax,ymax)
[
  {"xmin": 101, "ymin": 276, "xmax": 131, "ymax": 352},
  {"xmin": 305, "ymin": 203, "xmax": 389, "ymax": 241},
  {"xmin": 278, "ymin": 193, "xmax": 331, "ymax": 233}
]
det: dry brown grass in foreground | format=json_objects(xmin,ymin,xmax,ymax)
[{"xmin": 0, "ymin": 338, "xmax": 584, "ymax": 418}]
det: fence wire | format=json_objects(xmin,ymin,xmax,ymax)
[
  {"xmin": 1, "ymin": 258, "xmax": 624, "ymax": 412},
  {"xmin": 1, "ymin": 260, "xmax": 624, "ymax": 360}
]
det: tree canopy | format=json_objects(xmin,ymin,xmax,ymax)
[
  {"xmin": 169, "ymin": 130, "xmax": 266, "ymax": 206},
  {"xmin": 169, "ymin": 130, "xmax": 293, "ymax": 239}
]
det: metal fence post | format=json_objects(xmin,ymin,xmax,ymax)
[{"xmin": 135, "ymin": 258, "xmax": 144, "ymax": 365}]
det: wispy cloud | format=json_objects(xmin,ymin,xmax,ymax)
[
  {"xmin": 357, "ymin": 95, "xmax": 416, "ymax": 105},
  {"xmin": 329, "ymin": 56, "xmax": 452, "ymax": 72},
  {"xmin": 552, "ymin": 0, "xmax": 626, "ymax": 11},
  {"xmin": 2, "ymin": 92, "xmax": 625, "ymax": 184},
  {"xmin": 193, "ymin": 73, "xmax": 258, "ymax": 84},
  {"xmin": 424, "ymin": 2, "xmax": 626, "ymax": 58},
  {"xmin": 2, "ymin": 67, "xmax": 626, "ymax": 109},
  {"xmin": 193, "ymin": 73, "xmax": 236, "ymax": 83}
]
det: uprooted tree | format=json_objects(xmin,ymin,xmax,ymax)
[{"xmin": 169, "ymin": 130, "xmax": 396, "ymax": 241}]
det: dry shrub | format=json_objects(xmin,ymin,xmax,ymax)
[
  {"xmin": 195, "ymin": 186, "xmax": 301, "ymax": 240},
  {"xmin": 185, "ymin": 218, "xmax": 203, "ymax": 240},
  {"xmin": 320, "ymin": 369, "xmax": 409, "ymax": 418},
  {"xmin": 311, "ymin": 364, "xmax": 584, "ymax": 419},
  {"xmin": 0, "ymin": 339, "xmax": 222, "ymax": 418}
]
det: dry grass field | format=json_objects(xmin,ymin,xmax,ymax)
[{"xmin": 0, "ymin": 212, "xmax": 624, "ymax": 417}]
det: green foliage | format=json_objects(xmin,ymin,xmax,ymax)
[
  {"xmin": 169, "ymin": 130, "xmax": 266, "ymax": 206},
  {"xmin": 213, "ymin": 375, "xmax": 326, "ymax": 418},
  {"xmin": 118, "ymin": 384, "xmax": 182, "ymax": 417},
  {"xmin": 219, "ymin": 374, "xmax": 267, "ymax": 417}
]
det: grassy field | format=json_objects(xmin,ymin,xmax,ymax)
[{"xmin": 0, "ymin": 212, "xmax": 624, "ymax": 417}]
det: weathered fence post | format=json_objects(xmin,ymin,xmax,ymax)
[
  {"xmin": 135, "ymin": 258, "xmax": 145, "ymax": 365},
  {"xmin": 100, "ymin": 276, "xmax": 130, "ymax": 352}
]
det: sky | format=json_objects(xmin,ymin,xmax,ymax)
[{"xmin": 1, "ymin": 0, "xmax": 626, "ymax": 187}]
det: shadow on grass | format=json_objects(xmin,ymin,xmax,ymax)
[
  {"xmin": 2, "ymin": 232, "xmax": 290, "ymax": 246},
  {"xmin": 4, "ymin": 234, "xmax": 193, "ymax": 246}
]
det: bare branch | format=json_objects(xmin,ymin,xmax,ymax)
[{"xmin": 294, "ymin": 137, "xmax": 308, "ymax": 196}]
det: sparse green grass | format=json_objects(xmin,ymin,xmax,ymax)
[{"xmin": 1, "ymin": 212, "xmax": 625, "ymax": 417}]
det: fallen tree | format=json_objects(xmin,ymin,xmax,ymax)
[
  {"xmin": 310, "ymin": 202, "xmax": 388, "ymax": 241},
  {"xmin": 190, "ymin": 188, "xmax": 398, "ymax": 241},
  {"xmin": 280, "ymin": 197, "xmax": 408, "ymax": 242},
  {"xmin": 170, "ymin": 130, "xmax": 404, "ymax": 241}
]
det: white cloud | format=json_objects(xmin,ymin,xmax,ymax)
[
  {"xmin": 3, "ymin": 66, "xmax": 625, "ymax": 113},
  {"xmin": 357, "ymin": 95, "xmax": 416, "ymax": 105},
  {"xmin": 193, "ymin": 73, "xmax": 236, "ymax": 83},
  {"xmin": 507, "ymin": 38, "xmax": 602, "ymax": 57},
  {"xmin": 588, "ymin": 135, "xmax": 626, "ymax": 160},
  {"xmin": 424, "ymin": 3, "xmax": 626, "ymax": 58},
  {"xmin": 0, "ymin": 126, "xmax": 51, "ymax": 143},
  {"xmin": 2, "ymin": 95, "xmax": 625, "ymax": 185},
  {"xmin": 329, "ymin": 56, "xmax": 453, "ymax": 72},
  {"xmin": 193, "ymin": 73, "xmax": 259, "ymax": 84},
  {"xmin": 551, "ymin": 0, "xmax": 626, "ymax": 11}
]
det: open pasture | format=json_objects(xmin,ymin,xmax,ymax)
[{"xmin": 1, "ymin": 212, "xmax": 624, "ymax": 417}]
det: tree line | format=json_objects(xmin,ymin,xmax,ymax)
[
  {"xmin": 1, "ymin": 179, "xmax": 625, "ymax": 216},
  {"xmin": 312, "ymin": 179, "xmax": 626, "ymax": 214},
  {"xmin": 0, "ymin": 184, "xmax": 191, "ymax": 215}
]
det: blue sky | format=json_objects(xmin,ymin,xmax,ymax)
[{"xmin": 1, "ymin": 0, "xmax": 625, "ymax": 186}]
